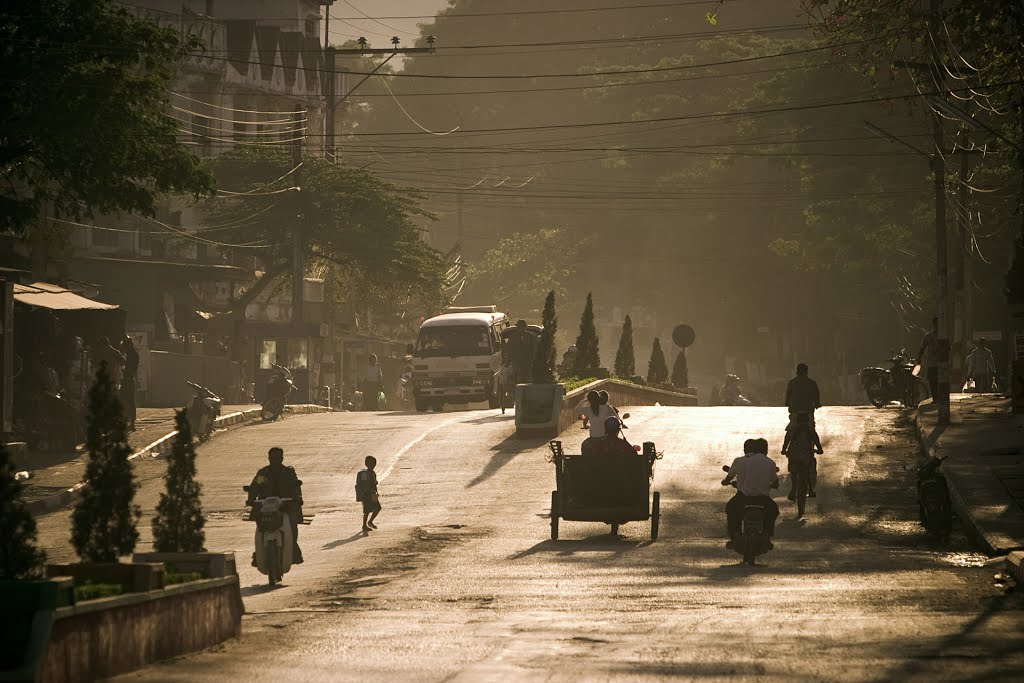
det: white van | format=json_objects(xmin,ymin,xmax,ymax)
[{"xmin": 411, "ymin": 305, "xmax": 510, "ymax": 411}]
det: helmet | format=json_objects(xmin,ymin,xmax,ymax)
[{"xmin": 604, "ymin": 416, "xmax": 622, "ymax": 433}]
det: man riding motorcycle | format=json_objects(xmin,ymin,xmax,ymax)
[
  {"xmin": 718, "ymin": 374, "xmax": 752, "ymax": 406},
  {"xmin": 247, "ymin": 447, "xmax": 304, "ymax": 564},
  {"xmin": 582, "ymin": 416, "xmax": 636, "ymax": 457},
  {"xmin": 721, "ymin": 438, "xmax": 779, "ymax": 548}
]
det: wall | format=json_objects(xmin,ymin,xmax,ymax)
[{"xmin": 36, "ymin": 577, "xmax": 243, "ymax": 683}]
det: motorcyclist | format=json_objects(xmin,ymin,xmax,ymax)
[
  {"xmin": 718, "ymin": 374, "xmax": 749, "ymax": 405},
  {"xmin": 781, "ymin": 411, "xmax": 823, "ymax": 499},
  {"xmin": 785, "ymin": 363, "xmax": 821, "ymax": 424},
  {"xmin": 582, "ymin": 416, "xmax": 636, "ymax": 457},
  {"xmin": 247, "ymin": 447, "xmax": 304, "ymax": 564},
  {"xmin": 721, "ymin": 437, "xmax": 779, "ymax": 548}
]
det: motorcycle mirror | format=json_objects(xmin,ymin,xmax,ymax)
[
  {"xmin": 633, "ymin": 444, "xmax": 641, "ymax": 452},
  {"xmin": 721, "ymin": 465, "xmax": 731, "ymax": 473},
  {"xmin": 621, "ymin": 412, "xmax": 631, "ymax": 420}
]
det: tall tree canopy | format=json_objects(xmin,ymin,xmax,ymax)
[{"xmin": 0, "ymin": 0, "xmax": 213, "ymax": 234}]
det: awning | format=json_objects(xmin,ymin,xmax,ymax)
[{"xmin": 13, "ymin": 281, "xmax": 119, "ymax": 311}]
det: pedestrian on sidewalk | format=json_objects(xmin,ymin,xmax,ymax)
[
  {"xmin": 362, "ymin": 354, "xmax": 384, "ymax": 411},
  {"xmin": 356, "ymin": 455, "xmax": 381, "ymax": 531},
  {"xmin": 966, "ymin": 338, "xmax": 997, "ymax": 392},
  {"xmin": 917, "ymin": 317, "xmax": 939, "ymax": 399},
  {"xmin": 119, "ymin": 335, "xmax": 139, "ymax": 430}
]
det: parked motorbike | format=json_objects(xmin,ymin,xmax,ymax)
[
  {"xmin": 185, "ymin": 380, "xmax": 221, "ymax": 442},
  {"xmin": 915, "ymin": 456, "xmax": 953, "ymax": 536},
  {"xmin": 262, "ymin": 364, "xmax": 294, "ymax": 421},
  {"xmin": 861, "ymin": 350, "xmax": 927, "ymax": 408},
  {"xmin": 243, "ymin": 486, "xmax": 293, "ymax": 586},
  {"xmin": 722, "ymin": 465, "xmax": 774, "ymax": 565}
]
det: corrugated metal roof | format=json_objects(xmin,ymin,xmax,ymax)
[{"xmin": 13, "ymin": 282, "xmax": 119, "ymax": 311}]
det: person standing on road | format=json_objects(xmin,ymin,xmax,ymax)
[
  {"xmin": 356, "ymin": 455, "xmax": 382, "ymax": 532},
  {"xmin": 966, "ymin": 338, "xmax": 997, "ymax": 392},
  {"xmin": 362, "ymin": 354, "xmax": 384, "ymax": 411},
  {"xmin": 917, "ymin": 317, "xmax": 939, "ymax": 399},
  {"xmin": 785, "ymin": 363, "xmax": 821, "ymax": 424},
  {"xmin": 119, "ymin": 335, "xmax": 139, "ymax": 431}
]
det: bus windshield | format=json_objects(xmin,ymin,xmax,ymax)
[{"xmin": 415, "ymin": 325, "xmax": 492, "ymax": 358}]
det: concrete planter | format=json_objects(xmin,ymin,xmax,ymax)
[
  {"xmin": 514, "ymin": 383, "xmax": 566, "ymax": 437},
  {"xmin": 1, "ymin": 575, "xmax": 243, "ymax": 683},
  {"xmin": 0, "ymin": 578, "xmax": 74, "ymax": 678},
  {"xmin": 131, "ymin": 552, "xmax": 237, "ymax": 579},
  {"xmin": 46, "ymin": 562, "xmax": 165, "ymax": 593}
]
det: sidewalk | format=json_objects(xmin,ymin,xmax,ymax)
[
  {"xmin": 20, "ymin": 404, "xmax": 331, "ymax": 515},
  {"xmin": 915, "ymin": 393, "xmax": 1024, "ymax": 560}
]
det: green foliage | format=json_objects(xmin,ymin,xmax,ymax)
[
  {"xmin": 0, "ymin": 0, "xmax": 213, "ymax": 235},
  {"xmin": 647, "ymin": 338, "xmax": 668, "ymax": 385},
  {"xmin": 464, "ymin": 228, "xmax": 592, "ymax": 318},
  {"xmin": 164, "ymin": 570, "xmax": 204, "ymax": 585},
  {"xmin": 152, "ymin": 411, "xmax": 205, "ymax": 554},
  {"xmin": 671, "ymin": 350, "xmax": 689, "ymax": 388},
  {"xmin": 206, "ymin": 147, "xmax": 449, "ymax": 329},
  {"xmin": 573, "ymin": 293, "xmax": 601, "ymax": 373},
  {"xmin": 71, "ymin": 363, "xmax": 140, "ymax": 563},
  {"xmin": 0, "ymin": 444, "xmax": 46, "ymax": 579},
  {"xmin": 561, "ymin": 377, "xmax": 598, "ymax": 393},
  {"xmin": 73, "ymin": 581, "xmax": 124, "ymax": 602},
  {"xmin": 532, "ymin": 291, "xmax": 558, "ymax": 384},
  {"xmin": 613, "ymin": 315, "xmax": 636, "ymax": 378}
]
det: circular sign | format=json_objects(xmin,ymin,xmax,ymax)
[{"xmin": 672, "ymin": 324, "xmax": 695, "ymax": 348}]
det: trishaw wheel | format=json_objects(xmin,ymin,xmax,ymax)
[
  {"xmin": 651, "ymin": 491, "xmax": 661, "ymax": 540},
  {"xmin": 550, "ymin": 491, "xmax": 559, "ymax": 540}
]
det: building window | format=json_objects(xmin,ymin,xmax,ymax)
[
  {"xmin": 260, "ymin": 340, "xmax": 278, "ymax": 369},
  {"xmin": 305, "ymin": 16, "xmax": 317, "ymax": 37}
]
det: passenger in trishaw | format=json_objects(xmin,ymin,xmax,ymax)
[{"xmin": 582, "ymin": 416, "xmax": 636, "ymax": 457}]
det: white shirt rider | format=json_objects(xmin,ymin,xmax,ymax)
[
  {"xmin": 725, "ymin": 450, "xmax": 778, "ymax": 497},
  {"xmin": 575, "ymin": 401, "xmax": 615, "ymax": 438}
]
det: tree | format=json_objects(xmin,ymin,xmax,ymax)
[
  {"xmin": 205, "ymin": 147, "xmax": 449, "ymax": 331},
  {"xmin": 0, "ymin": 444, "xmax": 46, "ymax": 579},
  {"xmin": 573, "ymin": 293, "xmax": 601, "ymax": 374},
  {"xmin": 671, "ymin": 350, "xmax": 689, "ymax": 388},
  {"xmin": 532, "ymin": 291, "xmax": 558, "ymax": 384},
  {"xmin": 613, "ymin": 315, "xmax": 636, "ymax": 378},
  {"xmin": 647, "ymin": 338, "xmax": 669, "ymax": 385},
  {"xmin": 0, "ymin": 0, "xmax": 213, "ymax": 235},
  {"xmin": 71, "ymin": 363, "xmax": 140, "ymax": 563},
  {"xmin": 152, "ymin": 411, "xmax": 205, "ymax": 553},
  {"xmin": 464, "ymin": 228, "xmax": 592, "ymax": 318}
]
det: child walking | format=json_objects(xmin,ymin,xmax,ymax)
[{"xmin": 355, "ymin": 455, "xmax": 382, "ymax": 531}]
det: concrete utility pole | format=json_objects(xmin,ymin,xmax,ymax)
[{"xmin": 292, "ymin": 105, "xmax": 305, "ymax": 324}]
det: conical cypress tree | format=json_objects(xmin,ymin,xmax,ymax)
[
  {"xmin": 572, "ymin": 292, "xmax": 600, "ymax": 374},
  {"xmin": 71, "ymin": 363, "xmax": 140, "ymax": 563},
  {"xmin": 671, "ymin": 349, "xmax": 689, "ymax": 388},
  {"xmin": 647, "ymin": 338, "xmax": 668, "ymax": 385},
  {"xmin": 613, "ymin": 315, "xmax": 635, "ymax": 378},
  {"xmin": 532, "ymin": 290, "xmax": 558, "ymax": 384},
  {"xmin": 0, "ymin": 444, "xmax": 46, "ymax": 579},
  {"xmin": 152, "ymin": 410, "xmax": 206, "ymax": 553}
]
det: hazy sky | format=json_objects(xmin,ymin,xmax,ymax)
[{"xmin": 326, "ymin": 0, "xmax": 449, "ymax": 58}]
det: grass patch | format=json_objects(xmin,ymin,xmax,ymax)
[
  {"xmin": 165, "ymin": 570, "xmax": 204, "ymax": 585},
  {"xmin": 562, "ymin": 377, "xmax": 598, "ymax": 393},
  {"xmin": 74, "ymin": 581, "xmax": 124, "ymax": 602}
]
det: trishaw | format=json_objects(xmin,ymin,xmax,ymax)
[{"xmin": 548, "ymin": 440, "xmax": 662, "ymax": 540}]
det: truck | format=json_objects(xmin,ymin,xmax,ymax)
[{"xmin": 411, "ymin": 305, "xmax": 510, "ymax": 412}]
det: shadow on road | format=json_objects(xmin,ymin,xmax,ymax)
[
  {"xmin": 240, "ymin": 583, "xmax": 283, "ymax": 597},
  {"xmin": 508, "ymin": 535, "xmax": 646, "ymax": 560},
  {"xmin": 465, "ymin": 433, "xmax": 550, "ymax": 488},
  {"xmin": 322, "ymin": 530, "xmax": 369, "ymax": 550}
]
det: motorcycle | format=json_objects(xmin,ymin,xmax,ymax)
[
  {"xmin": 185, "ymin": 380, "xmax": 221, "ymax": 442},
  {"xmin": 715, "ymin": 374, "xmax": 753, "ymax": 406},
  {"xmin": 243, "ymin": 486, "xmax": 294, "ymax": 586},
  {"xmin": 915, "ymin": 456, "xmax": 953, "ymax": 536},
  {"xmin": 861, "ymin": 350, "xmax": 928, "ymax": 408},
  {"xmin": 262, "ymin": 364, "xmax": 295, "ymax": 421},
  {"xmin": 722, "ymin": 465, "xmax": 775, "ymax": 565}
]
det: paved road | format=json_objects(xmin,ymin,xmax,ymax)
[{"xmin": 36, "ymin": 406, "xmax": 1024, "ymax": 681}]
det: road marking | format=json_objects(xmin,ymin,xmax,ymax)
[{"xmin": 377, "ymin": 415, "xmax": 467, "ymax": 482}]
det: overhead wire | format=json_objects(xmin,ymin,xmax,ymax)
[{"xmin": 377, "ymin": 76, "xmax": 460, "ymax": 136}]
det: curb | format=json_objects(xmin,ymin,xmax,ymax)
[
  {"xmin": 25, "ymin": 404, "xmax": 332, "ymax": 516},
  {"xmin": 1006, "ymin": 552, "xmax": 1024, "ymax": 585}
]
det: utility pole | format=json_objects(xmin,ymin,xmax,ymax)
[
  {"xmin": 292, "ymin": 105, "xmax": 305, "ymax": 324},
  {"xmin": 955, "ymin": 143, "xmax": 972, "ymax": 386}
]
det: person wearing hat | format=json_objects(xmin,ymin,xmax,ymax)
[{"xmin": 966, "ymin": 338, "xmax": 997, "ymax": 392}]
